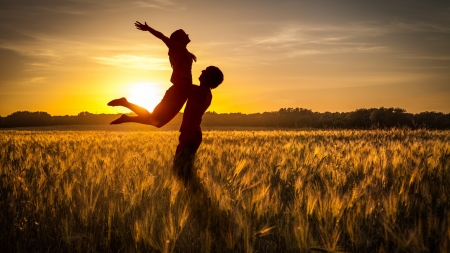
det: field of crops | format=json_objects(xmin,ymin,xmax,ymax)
[{"xmin": 1, "ymin": 129, "xmax": 449, "ymax": 253}]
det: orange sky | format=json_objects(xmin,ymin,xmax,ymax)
[{"xmin": 1, "ymin": 0, "xmax": 449, "ymax": 116}]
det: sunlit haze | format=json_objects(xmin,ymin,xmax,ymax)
[
  {"xmin": 127, "ymin": 82, "xmax": 165, "ymax": 112},
  {"xmin": 1, "ymin": 0, "xmax": 449, "ymax": 116}
]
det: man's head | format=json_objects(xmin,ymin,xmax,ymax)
[
  {"xmin": 170, "ymin": 29, "xmax": 190, "ymax": 46},
  {"xmin": 199, "ymin": 66, "xmax": 224, "ymax": 89}
]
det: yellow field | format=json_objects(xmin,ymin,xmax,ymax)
[{"xmin": 1, "ymin": 129, "xmax": 449, "ymax": 253}]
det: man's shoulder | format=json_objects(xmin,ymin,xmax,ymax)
[
  {"xmin": 188, "ymin": 84, "xmax": 208, "ymax": 92},
  {"xmin": 188, "ymin": 85, "xmax": 211, "ymax": 102}
]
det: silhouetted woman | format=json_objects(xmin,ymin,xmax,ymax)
[{"xmin": 108, "ymin": 22, "xmax": 196, "ymax": 127}]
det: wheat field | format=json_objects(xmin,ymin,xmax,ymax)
[{"xmin": 1, "ymin": 129, "xmax": 449, "ymax": 253}]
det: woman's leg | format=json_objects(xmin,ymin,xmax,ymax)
[
  {"xmin": 108, "ymin": 86, "xmax": 186, "ymax": 127},
  {"xmin": 108, "ymin": 98, "xmax": 163, "ymax": 126},
  {"xmin": 108, "ymin": 97, "xmax": 150, "ymax": 117},
  {"xmin": 110, "ymin": 114, "xmax": 161, "ymax": 126}
]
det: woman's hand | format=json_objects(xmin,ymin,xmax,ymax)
[
  {"xmin": 134, "ymin": 21, "xmax": 168, "ymax": 45},
  {"xmin": 135, "ymin": 21, "xmax": 150, "ymax": 31}
]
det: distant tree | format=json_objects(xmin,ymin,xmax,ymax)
[
  {"xmin": 2, "ymin": 111, "xmax": 52, "ymax": 127},
  {"xmin": 333, "ymin": 120, "xmax": 345, "ymax": 128},
  {"xmin": 78, "ymin": 111, "xmax": 94, "ymax": 116},
  {"xmin": 369, "ymin": 107, "xmax": 411, "ymax": 128},
  {"xmin": 413, "ymin": 111, "xmax": 445, "ymax": 129},
  {"xmin": 346, "ymin": 108, "xmax": 373, "ymax": 128},
  {"xmin": 295, "ymin": 115, "xmax": 312, "ymax": 128}
]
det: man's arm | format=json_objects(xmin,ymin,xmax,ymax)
[{"xmin": 135, "ymin": 21, "xmax": 174, "ymax": 48}]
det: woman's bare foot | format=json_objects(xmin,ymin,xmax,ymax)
[
  {"xmin": 108, "ymin": 97, "xmax": 128, "ymax": 107},
  {"xmin": 110, "ymin": 114, "xmax": 129, "ymax": 125}
]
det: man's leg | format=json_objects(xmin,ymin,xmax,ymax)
[
  {"xmin": 172, "ymin": 130, "xmax": 202, "ymax": 185},
  {"xmin": 173, "ymin": 147, "xmax": 196, "ymax": 184}
]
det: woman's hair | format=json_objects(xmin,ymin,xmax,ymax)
[
  {"xmin": 170, "ymin": 29, "xmax": 186, "ymax": 43},
  {"xmin": 169, "ymin": 29, "xmax": 196, "ymax": 63},
  {"xmin": 205, "ymin": 66, "xmax": 224, "ymax": 89}
]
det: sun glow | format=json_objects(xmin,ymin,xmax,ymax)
[{"xmin": 127, "ymin": 82, "xmax": 163, "ymax": 112}]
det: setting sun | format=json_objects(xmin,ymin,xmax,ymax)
[{"xmin": 126, "ymin": 82, "xmax": 163, "ymax": 112}]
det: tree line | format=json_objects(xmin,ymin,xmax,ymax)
[{"xmin": 1, "ymin": 107, "xmax": 449, "ymax": 129}]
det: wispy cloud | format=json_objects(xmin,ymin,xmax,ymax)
[
  {"xmin": 36, "ymin": 6, "xmax": 90, "ymax": 15},
  {"xmin": 246, "ymin": 23, "xmax": 391, "ymax": 59},
  {"xmin": 401, "ymin": 56, "xmax": 450, "ymax": 61},
  {"xmin": 133, "ymin": 0, "xmax": 184, "ymax": 10},
  {"xmin": 391, "ymin": 21, "xmax": 450, "ymax": 34},
  {"xmin": 0, "ymin": 0, "xmax": 184, "ymax": 17},
  {"xmin": 251, "ymin": 22, "xmax": 390, "ymax": 45},
  {"xmin": 289, "ymin": 49, "xmax": 323, "ymax": 57},
  {"xmin": 92, "ymin": 54, "xmax": 170, "ymax": 70},
  {"xmin": 245, "ymin": 18, "xmax": 450, "ymax": 60}
]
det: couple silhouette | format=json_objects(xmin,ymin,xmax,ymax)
[{"xmin": 108, "ymin": 21, "xmax": 224, "ymax": 185}]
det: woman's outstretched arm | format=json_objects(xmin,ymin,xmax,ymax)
[{"xmin": 134, "ymin": 21, "xmax": 173, "ymax": 48}]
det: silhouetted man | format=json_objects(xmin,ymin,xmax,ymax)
[{"xmin": 173, "ymin": 66, "xmax": 223, "ymax": 184}]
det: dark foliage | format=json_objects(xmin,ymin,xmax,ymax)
[{"xmin": 0, "ymin": 108, "xmax": 449, "ymax": 129}]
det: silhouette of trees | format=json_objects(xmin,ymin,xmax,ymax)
[
  {"xmin": 413, "ymin": 111, "xmax": 450, "ymax": 129},
  {"xmin": 1, "ymin": 108, "xmax": 449, "ymax": 129},
  {"xmin": 0, "ymin": 111, "xmax": 53, "ymax": 127},
  {"xmin": 200, "ymin": 107, "xmax": 449, "ymax": 129},
  {"xmin": 368, "ymin": 107, "xmax": 413, "ymax": 128}
]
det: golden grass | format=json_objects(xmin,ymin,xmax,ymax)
[{"xmin": 0, "ymin": 129, "xmax": 449, "ymax": 252}]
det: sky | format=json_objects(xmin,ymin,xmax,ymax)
[{"xmin": 0, "ymin": 0, "xmax": 449, "ymax": 116}]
